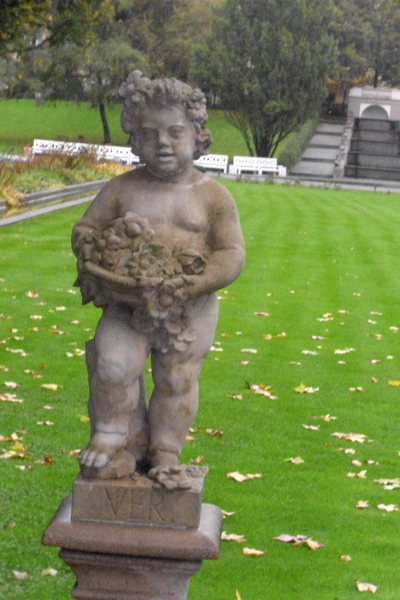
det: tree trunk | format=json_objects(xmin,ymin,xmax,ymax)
[
  {"xmin": 98, "ymin": 98, "xmax": 111, "ymax": 144},
  {"xmin": 373, "ymin": 69, "xmax": 379, "ymax": 88}
]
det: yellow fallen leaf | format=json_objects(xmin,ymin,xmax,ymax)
[
  {"xmin": 285, "ymin": 456, "xmax": 305, "ymax": 465},
  {"xmin": 4, "ymin": 381, "xmax": 19, "ymax": 389},
  {"xmin": 388, "ymin": 380, "xmax": 400, "ymax": 387},
  {"xmin": 78, "ymin": 414, "xmax": 90, "ymax": 423},
  {"xmin": 236, "ymin": 591, "xmax": 242, "ymax": 600},
  {"xmin": 356, "ymin": 581, "xmax": 378, "ymax": 593},
  {"xmin": 226, "ymin": 471, "xmax": 262, "ymax": 482},
  {"xmin": 67, "ymin": 449, "xmax": 81, "ymax": 456},
  {"xmin": 221, "ymin": 531, "xmax": 246, "ymax": 543},
  {"xmin": 242, "ymin": 547, "xmax": 265, "ymax": 557},
  {"xmin": 221, "ymin": 509, "xmax": 236, "ymax": 519},
  {"xmin": 41, "ymin": 567, "xmax": 58, "ymax": 577},
  {"xmin": 40, "ymin": 384, "xmax": 61, "ymax": 391},
  {"xmin": 339, "ymin": 555, "xmax": 352, "ymax": 562},
  {"xmin": 306, "ymin": 539, "xmax": 324, "ymax": 551},
  {"xmin": 377, "ymin": 503, "xmax": 398, "ymax": 512},
  {"xmin": 356, "ymin": 500, "xmax": 369, "ymax": 509},
  {"xmin": 30, "ymin": 315, "xmax": 43, "ymax": 320}
]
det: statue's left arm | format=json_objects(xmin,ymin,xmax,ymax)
[{"xmin": 185, "ymin": 184, "xmax": 245, "ymax": 298}]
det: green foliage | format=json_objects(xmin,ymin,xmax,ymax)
[
  {"xmin": 0, "ymin": 0, "xmax": 50, "ymax": 57},
  {"xmin": 277, "ymin": 116, "xmax": 319, "ymax": 169},
  {"xmin": 2, "ymin": 184, "xmax": 400, "ymax": 598},
  {"xmin": 191, "ymin": 0, "xmax": 338, "ymax": 157}
]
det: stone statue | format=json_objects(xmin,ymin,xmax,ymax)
[{"xmin": 71, "ymin": 71, "xmax": 245, "ymax": 486}]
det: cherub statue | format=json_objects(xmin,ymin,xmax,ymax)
[{"xmin": 72, "ymin": 71, "xmax": 245, "ymax": 485}]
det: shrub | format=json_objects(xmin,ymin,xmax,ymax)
[{"xmin": 277, "ymin": 115, "xmax": 319, "ymax": 169}]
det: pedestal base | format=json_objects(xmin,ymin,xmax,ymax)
[
  {"xmin": 60, "ymin": 549, "xmax": 201, "ymax": 600},
  {"xmin": 42, "ymin": 495, "xmax": 222, "ymax": 600}
]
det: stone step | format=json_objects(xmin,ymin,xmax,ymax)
[
  {"xmin": 315, "ymin": 122, "xmax": 346, "ymax": 135},
  {"xmin": 345, "ymin": 164, "xmax": 400, "ymax": 181},
  {"xmin": 290, "ymin": 161, "xmax": 334, "ymax": 177},
  {"xmin": 347, "ymin": 153, "xmax": 400, "ymax": 169},
  {"xmin": 309, "ymin": 133, "xmax": 343, "ymax": 147},
  {"xmin": 350, "ymin": 139, "xmax": 400, "ymax": 155},
  {"xmin": 302, "ymin": 147, "xmax": 338, "ymax": 161}
]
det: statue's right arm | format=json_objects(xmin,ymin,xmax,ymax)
[{"xmin": 71, "ymin": 179, "xmax": 121, "ymax": 256}]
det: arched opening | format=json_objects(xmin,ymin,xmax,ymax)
[{"xmin": 360, "ymin": 105, "xmax": 389, "ymax": 120}]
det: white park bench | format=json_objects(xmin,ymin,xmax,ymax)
[
  {"xmin": 229, "ymin": 156, "xmax": 286, "ymax": 177},
  {"xmin": 32, "ymin": 139, "xmax": 140, "ymax": 166},
  {"xmin": 193, "ymin": 154, "xmax": 229, "ymax": 173}
]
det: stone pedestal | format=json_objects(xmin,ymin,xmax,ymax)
[{"xmin": 42, "ymin": 472, "xmax": 222, "ymax": 600}]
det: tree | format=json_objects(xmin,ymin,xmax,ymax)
[
  {"xmin": 356, "ymin": 0, "xmax": 400, "ymax": 87},
  {"xmin": 190, "ymin": 0, "xmax": 338, "ymax": 157},
  {"xmin": 0, "ymin": 0, "xmax": 50, "ymax": 57},
  {"xmin": 39, "ymin": 3, "xmax": 146, "ymax": 143},
  {"xmin": 149, "ymin": 0, "xmax": 221, "ymax": 81}
]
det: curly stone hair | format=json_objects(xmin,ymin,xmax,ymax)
[{"xmin": 119, "ymin": 70, "xmax": 213, "ymax": 160}]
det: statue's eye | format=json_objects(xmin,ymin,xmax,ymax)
[{"xmin": 169, "ymin": 127, "xmax": 185, "ymax": 139}]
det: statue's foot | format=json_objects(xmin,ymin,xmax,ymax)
[
  {"xmin": 149, "ymin": 449, "xmax": 179, "ymax": 469},
  {"xmin": 148, "ymin": 464, "xmax": 192, "ymax": 490},
  {"xmin": 80, "ymin": 449, "xmax": 137, "ymax": 480},
  {"xmin": 79, "ymin": 432, "xmax": 127, "ymax": 470}
]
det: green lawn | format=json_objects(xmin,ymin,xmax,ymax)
[
  {"xmin": 1, "ymin": 182, "xmax": 400, "ymax": 599},
  {"xmin": 0, "ymin": 99, "xmax": 248, "ymax": 159}
]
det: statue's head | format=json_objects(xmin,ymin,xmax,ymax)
[{"xmin": 119, "ymin": 71, "xmax": 212, "ymax": 161}]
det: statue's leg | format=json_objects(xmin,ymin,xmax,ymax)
[
  {"xmin": 80, "ymin": 303, "xmax": 149, "ymax": 470},
  {"xmin": 148, "ymin": 294, "xmax": 218, "ymax": 469}
]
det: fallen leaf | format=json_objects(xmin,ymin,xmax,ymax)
[
  {"xmin": 242, "ymin": 547, "xmax": 265, "ymax": 557},
  {"xmin": 301, "ymin": 350, "xmax": 318, "ymax": 355},
  {"xmin": 227, "ymin": 393, "xmax": 243, "ymax": 400},
  {"xmin": 302, "ymin": 424, "xmax": 320, "ymax": 431},
  {"xmin": 352, "ymin": 460, "xmax": 362, "ymax": 467},
  {"xmin": 355, "ymin": 581, "xmax": 378, "ymax": 593},
  {"xmin": 388, "ymin": 381, "xmax": 400, "ymax": 387},
  {"xmin": 294, "ymin": 383, "xmax": 319, "ymax": 394},
  {"xmin": 226, "ymin": 471, "xmax": 262, "ymax": 483},
  {"xmin": 334, "ymin": 348, "xmax": 355, "ymax": 354},
  {"xmin": 241, "ymin": 348, "xmax": 258, "ymax": 354},
  {"xmin": 377, "ymin": 503, "xmax": 398, "ymax": 512},
  {"xmin": 332, "ymin": 432, "xmax": 368, "ymax": 443},
  {"xmin": 254, "ymin": 311, "xmax": 269, "ymax": 317},
  {"xmin": 40, "ymin": 384, "xmax": 61, "ymax": 391},
  {"xmin": 41, "ymin": 567, "xmax": 58, "ymax": 577},
  {"xmin": 321, "ymin": 414, "xmax": 337, "ymax": 422},
  {"xmin": 236, "ymin": 591, "xmax": 242, "ymax": 600},
  {"xmin": 221, "ymin": 531, "xmax": 246, "ymax": 543},
  {"xmin": 347, "ymin": 470, "xmax": 367, "ymax": 479},
  {"xmin": 30, "ymin": 315, "xmax": 43, "ymax": 320},
  {"xmin": 191, "ymin": 456, "xmax": 204, "ymax": 465},
  {"xmin": 78, "ymin": 414, "xmax": 90, "ymax": 423},
  {"xmin": 4, "ymin": 381, "xmax": 19, "ymax": 388},
  {"xmin": 68, "ymin": 449, "xmax": 81, "ymax": 457},
  {"xmin": 273, "ymin": 534, "xmax": 323, "ymax": 550},
  {"xmin": 13, "ymin": 570, "xmax": 30, "ymax": 580},
  {"xmin": 356, "ymin": 500, "xmax": 369, "ymax": 509},
  {"xmin": 349, "ymin": 386, "xmax": 364, "ymax": 392},
  {"xmin": 26, "ymin": 291, "xmax": 39, "ymax": 298},
  {"xmin": 339, "ymin": 554, "xmax": 352, "ymax": 562},
  {"xmin": 285, "ymin": 456, "xmax": 305, "ymax": 465},
  {"xmin": 0, "ymin": 392, "xmax": 23, "ymax": 404},
  {"xmin": 185, "ymin": 435, "xmax": 195, "ymax": 442},
  {"xmin": 247, "ymin": 383, "xmax": 277, "ymax": 400},
  {"xmin": 221, "ymin": 510, "xmax": 236, "ymax": 519}
]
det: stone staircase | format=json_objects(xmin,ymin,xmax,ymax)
[
  {"xmin": 345, "ymin": 118, "xmax": 400, "ymax": 181},
  {"xmin": 289, "ymin": 119, "xmax": 347, "ymax": 178}
]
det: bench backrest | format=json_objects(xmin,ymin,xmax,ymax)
[
  {"xmin": 233, "ymin": 156, "xmax": 277, "ymax": 168},
  {"xmin": 193, "ymin": 154, "xmax": 228, "ymax": 168}
]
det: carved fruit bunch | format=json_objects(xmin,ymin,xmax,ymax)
[{"xmin": 75, "ymin": 212, "xmax": 207, "ymax": 352}]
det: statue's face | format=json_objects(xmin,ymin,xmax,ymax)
[{"xmin": 138, "ymin": 105, "xmax": 196, "ymax": 179}]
